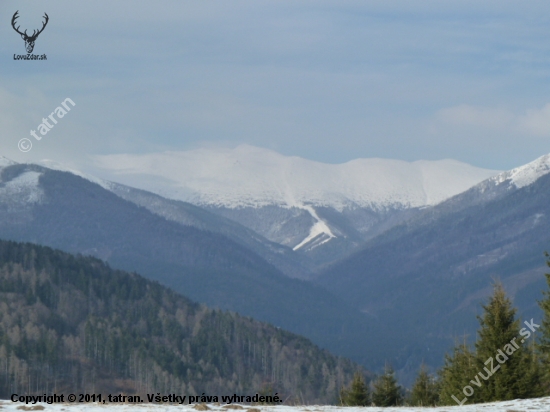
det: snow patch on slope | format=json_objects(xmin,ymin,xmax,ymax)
[
  {"xmin": 0, "ymin": 155, "xmax": 43, "ymax": 204},
  {"xmin": 91, "ymin": 145, "xmax": 500, "ymax": 211},
  {"xmin": 292, "ymin": 205, "xmax": 335, "ymax": 251},
  {"xmin": 0, "ymin": 170, "xmax": 44, "ymax": 205}
]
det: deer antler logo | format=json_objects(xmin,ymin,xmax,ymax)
[{"xmin": 11, "ymin": 11, "xmax": 49, "ymax": 54}]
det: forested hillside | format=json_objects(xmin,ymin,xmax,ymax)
[{"xmin": 0, "ymin": 240, "xmax": 361, "ymax": 403}]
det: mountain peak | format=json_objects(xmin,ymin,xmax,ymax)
[
  {"xmin": 0, "ymin": 156, "xmax": 17, "ymax": 168},
  {"xmin": 491, "ymin": 153, "xmax": 550, "ymax": 189}
]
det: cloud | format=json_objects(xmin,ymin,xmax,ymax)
[
  {"xmin": 4, "ymin": 1, "xmax": 550, "ymax": 170},
  {"xmin": 436, "ymin": 103, "xmax": 550, "ymax": 138},
  {"xmin": 428, "ymin": 103, "xmax": 550, "ymax": 169},
  {"xmin": 437, "ymin": 105, "xmax": 513, "ymax": 130},
  {"xmin": 518, "ymin": 104, "xmax": 550, "ymax": 136}
]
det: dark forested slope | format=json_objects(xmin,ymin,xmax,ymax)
[{"xmin": 0, "ymin": 240, "xmax": 361, "ymax": 403}]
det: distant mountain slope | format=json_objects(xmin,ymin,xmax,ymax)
[
  {"xmin": 105, "ymin": 182, "xmax": 314, "ymax": 279},
  {"xmin": 91, "ymin": 145, "xmax": 499, "ymax": 264},
  {"xmin": 0, "ymin": 240, "xmax": 361, "ymax": 402},
  {"xmin": 0, "ymin": 162, "xmax": 380, "ymax": 368},
  {"xmin": 34, "ymin": 159, "xmax": 314, "ymax": 279},
  {"xmin": 316, "ymin": 153, "xmax": 550, "ymax": 376}
]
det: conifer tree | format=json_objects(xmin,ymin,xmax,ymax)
[
  {"xmin": 339, "ymin": 372, "xmax": 370, "ymax": 406},
  {"xmin": 410, "ymin": 363, "xmax": 439, "ymax": 406},
  {"xmin": 438, "ymin": 339, "xmax": 477, "ymax": 405},
  {"xmin": 371, "ymin": 365, "xmax": 402, "ymax": 406},
  {"xmin": 537, "ymin": 252, "xmax": 550, "ymax": 394},
  {"xmin": 474, "ymin": 282, "xmax": 540, "ymax": 401},
  {"xmin": 520, "ymin": 339, "xmax": 544, "ymax": 398}
]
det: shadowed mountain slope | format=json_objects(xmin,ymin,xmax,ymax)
[{"xmin": 317, "ymin": 155, "xmax": 550, "ymax": 376}]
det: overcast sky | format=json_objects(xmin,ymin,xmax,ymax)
[{"xmin": 3, "ymin": 0, "xmax": 550, "ymax": 171}]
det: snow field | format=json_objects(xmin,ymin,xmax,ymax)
[{"xmin": 2, "ymin": 396, "xmax": 550, "ymax": 412}]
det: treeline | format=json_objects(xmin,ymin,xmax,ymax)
[
  {"xmin": 0, "ymin": 240, "xmax": 361, "ymax": 403},
  {"xmin": 340, "ymin": 255, "xmax": 550, "ymax": 406}
]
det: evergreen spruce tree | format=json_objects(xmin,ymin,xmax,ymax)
[
  {"xmin": 410, "ymin": 363, "xmax": 440, "ymax": 406},
  {"xmin": 339, "ymin": 372, "xmax": 370, "ymax": 406},
  {"xmin": 519, "ymin": 339, "xmax": 544, "ymax": 398},
  {"xmin": 474, "ymin": 282, "xmax": 540, "ymax": 402},
  {"xmin": 371, "ymin": 365, "xmax": 402, "ymax": 406},
  {"xmin": 537, "ymin": 252, "xmax": 550, "ymax": 394},
  {"xmin": 438, "ymin": 339, "xmax": 477, "ymax": 405}
]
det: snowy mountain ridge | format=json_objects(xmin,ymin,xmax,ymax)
[
  {"xmin": 0, "ymin": 156, "xmax": 16, "ymax": 168},
  {"xmin": 5, "ymin": 149, "xmax": 549, "ymax": 257},
  {"xmin": 91, "ymin": 145, "xmax": 501, "ymax": 211},
  {"xmin": 489, "ymin": 153, "xmax": 550, "ymax": 189},
  {"xmin": 89, "ymin": 145, "xmax": 501, "ymax": 253}
]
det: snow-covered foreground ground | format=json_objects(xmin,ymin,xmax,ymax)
[{"xmin": 2, "ymin": 397, "xmax": 550, "ymax": 412}]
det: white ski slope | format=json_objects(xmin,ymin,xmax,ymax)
[{"xmin": 1, "ymin": 396, "xmax": 549, "ymax": 412}]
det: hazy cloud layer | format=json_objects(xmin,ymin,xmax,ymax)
[{"xmin": 2, "ymin": 0, "xmax": 550, "ymax": 171}]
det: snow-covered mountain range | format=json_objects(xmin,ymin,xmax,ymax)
[
  {"xmin": 0, "ymin": 146, "xmax": 501, "ymax": 264},
  {"xmin": 92, "ymin": 145, "xmax": 499, "ymax": 210},
  {"xmin": 6, "ymin": 150, "xmax": 550, "ymax": 267},
  {"xmin": 90, "ymin": 145, "xmax": 500, "ymax": 260}
]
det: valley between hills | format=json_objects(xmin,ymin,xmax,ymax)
[{"xmin": 2, "ymin": 148, "xmax": 550, "ymax": 407}]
